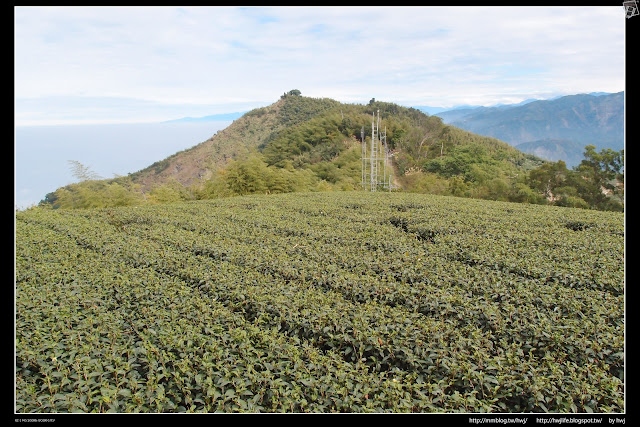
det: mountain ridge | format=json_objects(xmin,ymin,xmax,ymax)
[
  {"xmin": 162, "ymin": 111, "xmax": 246, "ymax": 123},
  {"xmin": 129, "ymin": 95, "xmax": 343, "ymax": 191},
  {"xmin": 432, "ymin": 92, "xmax": 623, "ymax": 167}
]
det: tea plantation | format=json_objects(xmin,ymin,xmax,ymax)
[{"xmin": 15, "ymin": 192, "xmax": 624, "ymax": 413}]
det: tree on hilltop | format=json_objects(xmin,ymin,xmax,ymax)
[{"xmin": 282, "ymin": 89, "xmax": 302, "ymax": 98}]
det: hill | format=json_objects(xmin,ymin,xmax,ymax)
[
  {"xmin": 127, "ymin": 93, "xmax": 541, "ymax": 192},
  {"xmin": 128, "ymin": 94, "xmax": 344, "ymax": 190},
  {"xmin": 40, "ymin": 92, "xmax": 623, "ymax": 212},
  {"xmin": 434, "ymin": 92, "xmax": 623, "ymax": 167}
]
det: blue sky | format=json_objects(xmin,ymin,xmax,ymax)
[{"xmin": 14, "ymin": 5, "xmax": 625, "ymax": 126}]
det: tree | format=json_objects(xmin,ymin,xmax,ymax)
[
  {"xmin": 448, "ymin": 175, "xmax": 470, "ymax": 198},
  {"xmin": 509, "ymin": 182, "xmax": 546, "ymax": 205},
  {"xmin": 423, "ymin": 144, "xmax": 491, "ymax": 180},
  {"xmin": 198, "ymin": 168, "xmax": 233, "ymax": 199},
  {"xmin": 265, "ymin": 168, "xmax": 290, "ymax": 194},
  {"xmin": 149, "ymin": 178, "xmax": 193, "ymax": 204},
  {"xmin": 39, "ymin": 192, "xmax": 59, "ymax": 208},
  {"xmin": 224, "ymin": 154, "xmax": 269, "ymax": 195},
  {"xmin": 576, "ymin": 145, "xmax": 623, "ymax": 192},
  {"xmin": 527, "ymin": 160, "xmax": 569, "ymax": 200},
  {"xmin": 68, "ymin": 160, "xmax": 100, "ymax": 181},
  {"xmin": 553, "ymin": 186, "xmax": 589, "ymax": 209},
  {"xmin": 103, "ymin": 182, "xmax": 144, "ymax": 207},
  {"xmin": 282, "ymin": 89, "xmax": 302, "ymax": 98},
  {"xmin": 572, "ymin": 145, "xmax": 624, "ymax": 210},
  {"xmin": 68, "ymin": 160, "xmax": 102, "ymax": 181}
]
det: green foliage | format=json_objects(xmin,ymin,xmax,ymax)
[
  {"xmin": 399, "ymin": 172, "xmax": 450, "ymax": 196},
  {"xmin": 148, "ymin": 178, "xmax": 194, "ymax": 204},
  {"xmin": 281, "ymin": 89, "xmax": 302, "ymax": 98},
  {"xmin": 524, "ymin": 147, "xmax": 624, "ymax": 211},
  {"xmin": 45, "ymin": 179, "xmax": 145, "ymax": 209},
  {"xmin": 16, "ymin": 192, "xmax": 624, "ymax": 413},
  {"xmin": 263, "ymin": 112, "xmax": 346, "ymax": 166},
  {"xmin": 509, "ymin": 182, "xmax": 546, "ymax": 205},
  {"xmin": 224, "ymin": 154, "xmax": 270, "ymax": 195},
  {"xmin": 528, "ymin": 160, "xmax": 569, "ymax": 199},
  {"xmin": 276, "ymin": 95, "xmax": 341, "ymax": 127},
  {"xmin": 574, "ymin": 145, "xmax": 624, "ymax": 209},
  {"xmin": 198, "ymin": 153, "xmax": 319, "ymax": 199},
  {"xmin": 423, "ymin": 145, "xmax": 492, "ymax": 179}
]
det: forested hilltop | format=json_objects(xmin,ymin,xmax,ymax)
[{"xmin": 39, "ymin": 91, "xmax": 624, "ymax": 212}]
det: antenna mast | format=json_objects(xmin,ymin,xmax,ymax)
[{"xmin": 362, "ymin": 108, "xmax": 395, "ymax": 191}]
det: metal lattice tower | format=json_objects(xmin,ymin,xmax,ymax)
[{"xmin": 362, "ymin": 110, "xmax": 395, "ymax": 192}]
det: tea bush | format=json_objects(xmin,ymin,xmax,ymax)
[{"xmin": 15, "ymin": 192, "xmax": 624, "ymax": 413}]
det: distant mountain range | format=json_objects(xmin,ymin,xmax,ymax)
[
  {"xmin": 422, "ymin": 92, "xmax": 623, "ymax": 168},
  {"xmin": 163, "ymin": 111, "xmax": 245, "ymax": 123},
  {"xmin": 413, "ymin": 97, "xmax": 544, "ymax": 116}
]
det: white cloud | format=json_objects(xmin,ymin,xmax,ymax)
[{"xmin": 14, "ymin": 5, "xmax": 625, "ymax": 124}]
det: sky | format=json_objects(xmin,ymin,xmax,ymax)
[{"xmin": 14, "ymin": 5, "xmax": 626, "ymax": 126}]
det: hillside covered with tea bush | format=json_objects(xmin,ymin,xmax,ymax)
[{"xmin": 16, "ymin": 191, "xmax": 624, "ymax": 413}]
